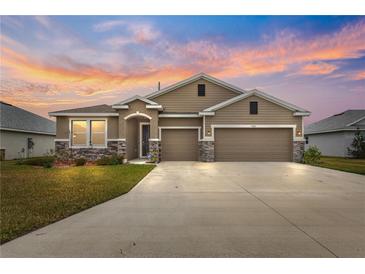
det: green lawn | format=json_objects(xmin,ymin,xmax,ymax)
[
  {"xmin": 313, "ymin": 156, "xmax": 365, "ymax": 175},
  {"xmin": 0, "ymin": 161, "xmax": 155, "ymax": 244}
]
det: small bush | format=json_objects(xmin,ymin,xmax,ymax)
[
  {"xmin": 304, "ymin": 146, "xmax": 321, "ymax": 165},
  {"xmin": 75, "ymin": 158, "xmax": 87, "ymax": 166},
  {"xmin": 16, "ymin": 156, "xmax": 55, "ymax": 167},
  {"xmin": 96, "ymin": 154, "xmax": 124, "ymax": 166},
  {"xmin": 43, "ymin": 161, "xmax": 53, "ymax": 168}
]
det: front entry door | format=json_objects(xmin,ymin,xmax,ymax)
[{"xmin": 140, "ymin": 123, "xmax": 150, "ymax": 158}]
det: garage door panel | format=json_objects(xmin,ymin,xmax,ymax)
[
  {"xmin": 161, "ymin": 129, "xmax": 199, "ymax": 161},
  {"xmin": 215, "ymin": 128, "xmax": 292, "ymax": 162}
]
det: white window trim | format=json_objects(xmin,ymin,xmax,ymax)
[
  {"xmin": 106, "ymin": 138, "xmax": 126, "ymax": 141},
  {"xmin": 69, "ymin": 118, "xmax": 108, "ymax": 148},
  {"xmin": 202, "ymin": 124, "xmax": 304, "ymax": 142},
  {"xmin": 139, "ymin": 122, "xmax": 150, "ymax": 158},
  {"xmin": 158, "ymin": 126, "xmax": 202, "ymax": 141}
]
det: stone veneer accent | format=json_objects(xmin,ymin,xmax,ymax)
[
  {"xmin": 293, "ymin": 141, "xmax": 305, "ymax": 163},
  {"xmin": 149, "ymin": 140, "xmax": 161, "ymax": 163},
  {"xmin": 55, "ymin": 140, "xmax": 126, "ymax": 163},
  {"xmin": 199, "ymin": 141, "xmax": 215, "ymax": 162}
]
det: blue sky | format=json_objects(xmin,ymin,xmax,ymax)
[{"xmin": 1, "ymin": 16, "xmax": 364, "ymax": 123}]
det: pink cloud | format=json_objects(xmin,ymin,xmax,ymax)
[{"xmin": 297, "ymin": 62, "xmax": 338, "ymax": 75}]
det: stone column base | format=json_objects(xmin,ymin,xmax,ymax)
[
  {"xmin": 293, "ymin": 141, "xmax": 305, "ymax": 163},
  {"xmin": 199, "ymin": 141, "xmax": 215, "ymax": 162},
  {"xmin": 149, "ymin": 140, "xmax": 161, "ymax": 163}
]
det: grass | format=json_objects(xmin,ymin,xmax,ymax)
[
  {"xmin": 0, "ymin": 161, "xmax": 155, "ymax": 244},
  {"xmin": 313, "ymin": 156, "xmax": 365, "ymax": 175}
]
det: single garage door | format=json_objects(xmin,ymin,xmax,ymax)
[
  {"xmin": 215, "ymin": 128, "xmax": 293, "ymax": 162},
  {"xmin": 161, "ymin": 129, "xmax": 199, "ymax": 161}
]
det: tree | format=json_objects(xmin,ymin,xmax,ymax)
[{"xmin": 347, "ymin": 130, "xmax": 365, "ymax": 158}]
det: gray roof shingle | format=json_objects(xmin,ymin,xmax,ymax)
[
  {"xmin": 305, "ymin": 110, "xmax": 365, "ymax": 134},
  {"xmin": 0, "ymin": 102, "xmax": 55, "ymax": 135},
  {"xmin": 50, "ymin": 104, "xmax": 116, "ymax": 114}
]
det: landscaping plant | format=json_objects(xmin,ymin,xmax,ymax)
[
  {"xmin": 75, "ymin": 158, "xmax": 87, "ymax": 166},
  {"xmin": 303, "ymin": 145, "xmax": 322, "ymax": 165},
  {"xmin": 96, "ymin": 154, "xmax": 124, "ymax": 165},
  {"xmin": 347, "ymin": 130, "xmax": 365, "ymax": 159}
]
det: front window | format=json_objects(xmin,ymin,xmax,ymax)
[
  {"xmin": 71, "ymin": 120, "xmax": 106, "ymax": 147},
  {"xmin": 72, "ymin": 120, "xmax": 88, "ymax": 146},
  {"xmin": 198, "ymin": 84, "xmax": 205, "ymax": 96},
  {"xmin": 250, "ymin": 101, "xmax": 258, "ymax": 114},
  {"xmin": 91, "ymin": 120, "xmax": 106, "ymax": 146}
]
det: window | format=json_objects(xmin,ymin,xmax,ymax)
[
  {"xmin": 198, "ymin": 84, "xmax": 205, "ymax": 96},
  {"xmin": 91, "ymin": 120, "xmax": 106, "ymax": 146},
  {"xmin": 250, "ymin": 101, "xmax": 258, "ymax": 114},
  {"xmin": 72, "ymin": 120, "xmax": 87, "ymax": 146},
  {"xmin": 71, "ymin": 119, "xmax": 106, "ymax": 147}
]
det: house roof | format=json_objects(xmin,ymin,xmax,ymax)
[
  {"xmin": 113, "ymin": 95, "xmax": 158, "ymax": 107},
  {"xmin": 203, "ymin": 89, "xmax": 311, "ymax": 115},
  {"xmin": 305, "ymin": 110, "xmax": 365, "ymax": 135},
  {"xmin": 145, "ymin": 72, "xmax": 247, "ymax": 99},
  {"xmin": 0, "ymin": 101, "xmax": 55, "ymax": 135},
  {"xmin": 49, "ymin": 104, "xmax": 118, "ymax": 116}
]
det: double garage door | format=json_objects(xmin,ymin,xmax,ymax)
[
  {"xmin": 215, "ymin": 128, "xmax": 293, "ymax": 162},
  {"xmin": 160, "ymin": 128, "xmax": 293, "ymax": 162}
]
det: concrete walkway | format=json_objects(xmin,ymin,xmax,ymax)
[{"xmin": 1, "ymin": 162, "xmax": 364, "ymax": 257}]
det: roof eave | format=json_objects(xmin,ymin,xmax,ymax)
[{"xmin": 49, "ymin": 112, "xmax": 119, "ymax": 117}]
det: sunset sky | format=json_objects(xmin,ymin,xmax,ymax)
[{"xmin": 1, "ymin": 16, "xmax": 364, "ymax": 124}]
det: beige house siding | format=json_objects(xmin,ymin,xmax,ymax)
[
  {"xmin": 107, "ymin": 117, "xmax": 119, "ymax": 139},
  {"xmin": 153, "ymin": 79, "xmax": 239, "ymax": 113},
  {"xmin": 56, "ymin": 117, "xmax": 69, "ymax": 139},
  {"xmin": 126, "ymin": 119, "xmax": 138, "ymax": 160},
  {"xmin": 205, "ymin": 95, "xmax": 302, "ymax": 137},
  {"xmin": 118, "ymin": 100, "xmax": 159, "ymax": 139},
  {"xmin": 55, "ymin": 116, "xmax": 119, "ymax": 139},
  {"xmin": 158, "ymin": 118, "xmax": 202, "ymax": 127}
]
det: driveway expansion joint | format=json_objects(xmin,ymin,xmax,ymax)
[{"xmin": 234, "ymin": 183, "xmax": 339, "ymax": 258}]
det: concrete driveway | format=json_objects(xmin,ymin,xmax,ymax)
[{"xmin": 1, "ymin": 162, "xmax": 364, "ymax": 257}]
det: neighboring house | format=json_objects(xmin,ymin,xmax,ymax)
[
  {"xmin": 0, "ymin": 102, "xmax": 56, "ymax": 160},
  {"xmin": 49, "ymin": 73, "xmax": 310, "ymax": 163},
  {"xmin": 305, "ymin": 110, "xmax": 365, "ymax": 157}
]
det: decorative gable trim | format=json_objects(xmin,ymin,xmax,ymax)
[
  {"xmin": 145, "ymin": 72, "xmax": 246, "ymax": 99},
  {"xmin": 112, "ymin": 95, "xmax": 159, "ymax": 109},
  {"xmin": 202, "ymin": 89, "xmax": 310, "ymax": 116}
]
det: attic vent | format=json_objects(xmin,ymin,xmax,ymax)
[{"xmin": 333, "ymin": 112, "xmax": 345, "ymax": 116}]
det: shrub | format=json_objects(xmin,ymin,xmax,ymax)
[
  {"xmin": 347, "ymin": 130, "xmax": 365, "ymax": 159},
  {"xmin": 16, "ymin": 156, "xmax": 55, "ymax": 167},
  {"xmin": 75, "ymin": 158, "xmax": 87, "ymax": 166},
  {"xmin": 304, "ymin": 146, "xmax": 321, "ymax": 165},
  {"xmin": 96, "ymin": 154, "xmax": 124, "ymax": 166}
]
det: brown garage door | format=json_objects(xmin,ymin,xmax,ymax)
[
  {"xmin": 161, "ymin": 129, "xmax": 199, "ymax": 161},
  {"xmin": 215, "ymin": 128, "xmax": 293, "ymax": 162}
]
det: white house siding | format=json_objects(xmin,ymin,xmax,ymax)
[
  {"xmin": 305, "ymin": 130, "xmax": 364, "ymax": 157},
  {"xmin": 0, "ymin": 130, "xmax": 55, "ymax": 160}
]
